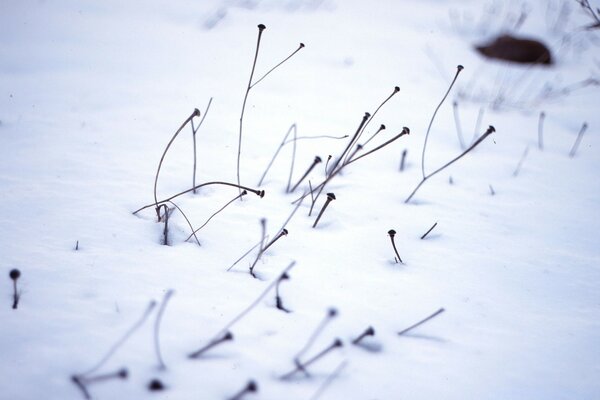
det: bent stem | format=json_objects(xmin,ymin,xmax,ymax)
[
  {"xmin": 154, "ymin": 109, "xmax": 200, "ymax": 220},
  {"xmin": 192, "ymin": 98, "xmax": 213, "ymax": 193},
  {"xmin": 405, "ymin": 125, "xmax": 495, "ymax": 203},
  {"xmin": 237, "ymin": 25, "xmax": 304, "ymax": 196},
  {"xmin": 133, "ymin": 181, "xmax": 263, "ymax": 215},
  {"xmin": 168, "ymin": 201, "xmax": 200, "ymax": 246},
  {"xmin": 237, "ymin": 24, "xmax": 266, "ymax": 197},
  {"xmin": 421, "ymin": 65, "xmax": 463, "ymax": 179}
]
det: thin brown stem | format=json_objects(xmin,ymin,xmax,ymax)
[
  {"xmin": 250, "ymin": 43, "xmax": 305, "ymax": 89},
  {"xmin": 422, "ymin": 66, "xmax": 463, "ymax": 179},
  {"xmin": 133, "ymin": 181, "xmax": 264, "ymax": 215},
  {"xmin": 406, "ymin": 126, "xmax": 495, "ymax": 203},
  {"xmin": 168, "ymin": 201, "xmax": 200, "ymax": 246},
  {"xmin": 569, "ymin": 122, "xmax": 588, "ymax": 157},
  {"xmin": 154, "ymin": 109, "xmax": 200, "ymax": 220},
  {"xmin": 192, "ymin": 98, "xmax": 213, "ymax": 193},
  {"xmin": 237, "ymin": 24, "xmax": 266, "ymax": 196},
  {"xmin": 398, "ymin": 308, "xmax": 445, "ymax": 336}
]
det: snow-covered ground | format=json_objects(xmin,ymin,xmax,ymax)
[{"xmin": 1, "ymin": 0, "xmax": 599, "ymax": 399}]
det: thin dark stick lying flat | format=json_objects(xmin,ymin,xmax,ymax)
[
  {"xmin": 398, "ymin": 308, "xmax": 445, "ymax": 336},
  {"xmin": 569, "ymin": 122, "xmax": 588, "ymax": 158},
  {"xmin": 420, "ymin": 222, "xmax": 438, "ymax": 239}
]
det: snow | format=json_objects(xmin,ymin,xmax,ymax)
[{"xmin": 1, "ymin": 0, "xmax": 599, "ymax": 399}]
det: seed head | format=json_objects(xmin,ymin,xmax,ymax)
[{"xmin": 9, "ymin": 269, "xmax": 20, "ymax": 280}]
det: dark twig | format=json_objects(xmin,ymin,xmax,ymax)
[
  {"xmin": 305, "ymin": 127, "xmax": 409, "ymax": 214},
  {"xmin": 237, "ymin": 24, "xmax": 266, "ymax": 196},
  {"xmin": 238, "ymin": 27, "xmax": 303, "ymax": 195},
  {"xmin": 229, "ymin": 196, "xmax": 303, "ymax": 273},
  {"xmin": 324, "ymin": 155, "xmax": 332, "ymax": 177},
  {"xmin": 249, "ymin": 43, "xmax": 305, "ymax": 89},
  {"xmin": 9, "ymin": 269, "xmax": 21, "ymax": 309},
  {"xmin": 344, "ymin": 128, "xmax": 410, "ymax": 166},
  {"xmin": 154, "ymin": 109, "xmax": 200, "ymax": 220},
  {"xmin": 192, "ymin": 98, "xmax": 213, "ymax": 193},
  {"xmin": 133, "ymin": 181, "xmax": 263, "ymax": 215},
  {"xmin": 387, "ymin": 230, "xmax": 402, "ymax": 263},
  {"xmin": 313, "ymin": 193, "xmax": 336, "ymax": 228},
  {"xmin": 362, "ymin": 124, "xmax": 386, "ymax": 147},
  {"xmin": 405, "ymin": 126, "xmax": 495, "ymax": 203},
  {"xmin": 399, "ymin": 149, "xmax": 407, "ymax": 172},
  {"xmin": 575, "ymin": 0, "xmax": 600, "ymax": 29},
  {"xmin": 569, "ymin": 122, "xmax": 588, "ymax": 157},
  {"xmin": 72, "ymin": 368, "xmax": 128, "ymax": 400},
  {"xmin": 398, "ymin": 308, "xmax": 445, "ymax": 336},
  {"xmin": 228, "ymin": 380, "xmax": 258, "ymax": 400},
  {"xmin": 343, "ymin": 86, "xmax": 400, "ymax": 164},
  {"xmin": 351, "ymin": 326, "xmax": 375, "ymax": 345},
  {"xmin": 281, "ymin": 339, "xmax": 343, "ymax": 380},
  {"xmin": 249, "ymin": 219, "xmax": 268, "ymax": 278},
  {"xmin": 262, "ymin": 228, "xmax": 288, "ymax": 253},
  {"xmin": 489, "ymin": 184, "xmax": 496, "ymax": 196},
  {"xmin": 290, "ymin": 156, "xmax": 321, "ymax": 193},
  {"xmin": 250, "ymin": 194, "xmax": 304, "ymax": 277},
  {"xmin": 275, "ymin": 272, "xmax": 291, "ymax": 313},
  {"xmin": 159, "ymin": 205, "xmax": 172, "ymax": 246},
  {"xmin": 422, "ymin": 66, "xmax": 464, "ymax": 179},
  {"xmin": 420, "ymin": 222, "xmax": 438, "ymax": 240},
  {"xmin": 328, "ymin": 113, "xmax": 370, "ymax": 176},
  {"xmin": 188, "ymin": 331, "xmax": 233, "ymax": 359}
]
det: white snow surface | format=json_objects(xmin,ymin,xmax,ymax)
[{"xmin": 1, "ymin": 0, "xmax": 599, "ymax": 399}]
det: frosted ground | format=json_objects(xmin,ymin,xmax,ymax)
[{"xmin": 1, "ymin": 0, "xmax": 599, "ymax": 399}]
